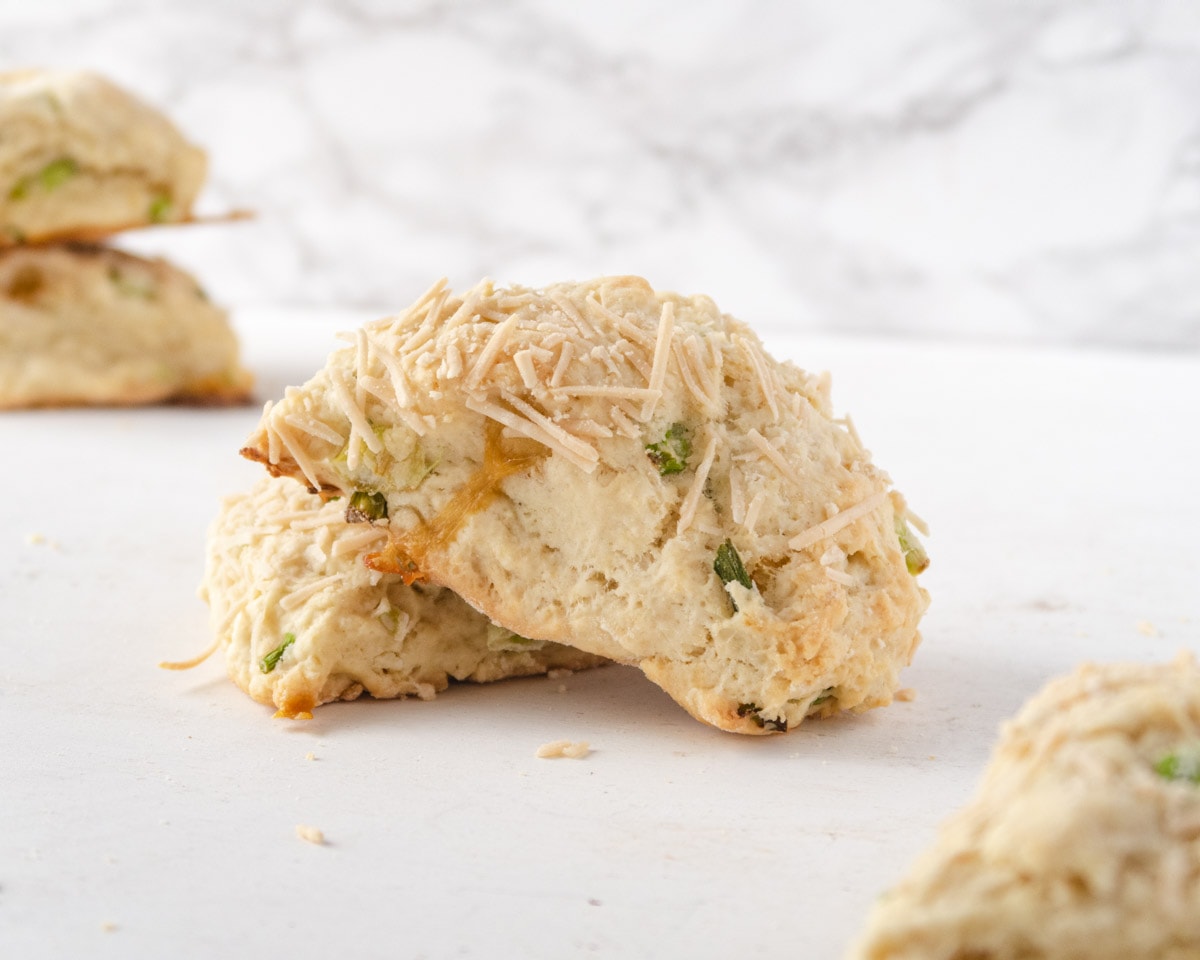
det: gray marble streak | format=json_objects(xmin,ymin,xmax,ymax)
[{"xmin": 3, "ymin": 0, "xmax": 1198, "ymax": 347}]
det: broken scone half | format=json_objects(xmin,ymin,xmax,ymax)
[
  {"xmin": 848, "ymin": 654, "xmax": 1200, "ymax": 960},
  {"xmin": 0, "ymin": 243, "xmax": 251, "ymax": 408},
  {"xmin": 0, "ymin": 69, "xmax": 207, "ymax": 246},
  {"xmin": 198, "ymin": 475, "xmax": 606, "ymax": 718},
  {"xmin": 241, "ymin": 276, "xmax": 929, "ymax": 734}
]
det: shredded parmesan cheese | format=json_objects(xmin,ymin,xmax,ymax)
[
  {"xmin": 641, "ymin": 300, "xmax": 674, "ymax": 420},
  {"xmin": 512, "ymin": 348, "xmax": 540, "ymax": 391},
  {"xmin": 465, "ymin": 313, "xmax": 519, "ymax": 389},
  {"xmin": 271, "ymin": 419, "xmax": 322, "ymax": 491},
  {"xmin": 295, "ymin": 824, "xmax": 326, "ymax": 845},
  {"xmin": 676, "ymin": 432, "xmax": 719, "ymax": 536},
  {"xmin": 789, "ymin": 490, "xmax": 889, "ymax": 551},
  {"xmin": 549, "ymin": 339, "xmax": 574, "ymax": 388},
  {"xmin": 729, "ymin": 467, "xmax": 746, "ymax": 525},
  {"xmin": 466, "ymin": 396, "xmax": 598, "ymax": 473},
  {"xmin": 550, "ymin": 384, "xmax": 660, "ymax": 401},
  {"xmin": 158, "ymin": 636, "xmax": 220, "ymax": 671},
  {"xmin": 671, "ymin": 337, "xmax": 712, "ymax": 411},
  {"xmin": 280, "ymin": 574, "xmax": 345, "ymax": 611},
  {"xmin": 743, "ymin": 491, "xmax": 766, "ymax": 535},
  {"xmin": 328, "ymin": 367, "xmax": 381, "ymax": 467},
  {"xmin": 536, "ymin": 740, "xmax": 591, "ymax": 759},
  {"xmin": 737, "ymin": 336, "xmax": 780, "ymax": 422},
  {"xmin": 331, "ymin": 526, "xmax": 389, "ymax": 556},
  {"xmin": 746, "ymin": 428, "xmax": 795, "ymax": 483},
  {"xmin": 501, "ymin": 390, "xmax": 600, "ymax": 464},
  {"xmin": 825, "ymin": 567, "xmax": 857, "ymax": 587},
  {"xmin": 284, "ymin": 413, "xmax": 345, "ymax": 447}
]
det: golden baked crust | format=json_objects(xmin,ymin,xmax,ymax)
[
  {"xmin": 240, "ymin": 276, "xmax": 929, "ymax": 734},
  {"xmin": 0, "ymin": 243, "xmax": 251, "ymax": 408},
  {"xmin": 200, "ymin": 475, "xmax": 607, "ymax": 718},
  {"xmin": 0, "ymin": 69, "xmax": 207, "ymax": 245},
  {"xmin": 848, "ymin": 654, "xmax": 1200, "ymax": 959}
]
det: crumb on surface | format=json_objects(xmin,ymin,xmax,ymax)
[
  {"xmin": 100, "ymin": 921, "xmax": 117, "ymax": 933},
  {"xmin": 557, "ymin": 684, "xmax": 568, "ymax": 693},
  {"xmin": 295, "ymin": 824, "xmax": 325, "ymax": 845},
  {"xmin": 895, "ymin": 687, "xmax": 916, "ymax": 702},
  {"xmin": 536, "ymin": 739, "xmax": 590, "ymax": 759},
  {"xmin": 25, "ymin": 532, "xmax": 45, "ymax": 545},
  {"xmin": 1136, "ymin": 620, "xmax": 1159, "ymax": 637},
  {"xmin": 304, "ymin": 751, "xmax": 316, "ymax": 761},
  {"xmin": 547, "ymin": 669, "xmax": 574, "ymax": 680}
]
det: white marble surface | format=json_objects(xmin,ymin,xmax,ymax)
[
  {"xmin": 2, "ymin": 313, "xmax": 1197, "ymax": 959},
  {"xmin": 5, "ymin": 1, "xmax": 1200, "ymax": 347}
]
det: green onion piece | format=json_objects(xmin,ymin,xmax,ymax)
[
  {"xmin": 148, "ymin": 192, "xmax": 174, "ymax": 223},
  {"xmin": 345, "ymin": 490, "xmax": 388, "ymax": 523},
  {"xmin": 1155, "ymin": 749, "xmax": 1200, "ymax": 784},
  {"xmin": 39, "ymin": 157, "xmax": 78, "ymax": 191},
  {"xmin": 645, "ymin": 423, "xmax": 692, "ymax": 475},
  {"xmin": 714, "ymin": 539, "xmax": 753, "ymax": 594},
  {"xmin": 895, "ymin": 515, "xmax": 930, "ymax": 575},
  {"xmin": 736, "ymin": 702, "xmax": 787, "ymax": 732},
  {"xmin": 810, "ymin": 688, "xmax": 835, "ymax": 708},
  {"xmin": 10, "ymin": 157, "xmax": 79, "ymax": 200},
  {"xmin": 259, "ymin": 633, "xmax": 296, "ymax": 674}
]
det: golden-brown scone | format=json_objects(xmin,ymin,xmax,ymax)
[
  {"xmin": 847, "ymin": 654, "xmax": 1200, "ymax": 960},
  {"xmin": 198, "ymin": 475, "xmax": 606, "ymax": 718},
  {"xmin": 0, "ymin": 243, "xmax": 251, "ymax": 408},
  {"xmin": 0, "ymin": 69, "xmax": 206, "ymax": 246},
  {"xmin": 240, "ymin": 276, "xmax": 929, "ymax": 734}
]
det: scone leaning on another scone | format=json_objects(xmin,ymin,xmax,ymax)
[
  {"xmin": 0, "ymin": 69, "xmax": 206, "ymax": 246},
  {"xmin": 847, "ymin": 654, "xmax": 1200, "ymax": 960},
  {"xmin": 200, "ymin": 475, "xmax": 606, "ymax": 718},
  {"xmin": 0, "ymin": 243, "xmax": 252, "ymax": 407},
  {"xmin": 241, "ymin": 276, "xmax": 930, "ymax": 735}
]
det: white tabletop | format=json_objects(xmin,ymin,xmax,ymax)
[{"xmin": 2, "ymin": 311, "xmax": 1197, "ymax": 959}]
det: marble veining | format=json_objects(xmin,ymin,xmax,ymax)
[{"xmin": 2, "ymin": 0, "xmax": 1198, "ymax": 347}]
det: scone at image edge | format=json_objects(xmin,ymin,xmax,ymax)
[
  {"xmin": 241, "ymin": 275, "xmax": 930, "ymax": 734},
  {"xmin": 201, "ymin": 475, "xmax": 606, "ymax": 719},
  {"xmin": 847, "ymin": 654, "xmax": 1200, "ymax": 960}
]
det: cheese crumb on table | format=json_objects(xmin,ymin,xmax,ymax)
[
  {"xmin": 536, "ymin": 739, "xmax": 591, "ymax": 759},
  {"xmin": 304, "ymin": 751, "xmax": 316, "ymax": 761},
  {"xmin": 1136, "ymin": 620, "xmax": 1159, "ymax": 637},
  {"xmin": 895, "ymin": 687, "xmax": 917, "ymax": 702},
  {"xmin": 295, "ymin": 824, "xmax": 325, "ymax": 845}
]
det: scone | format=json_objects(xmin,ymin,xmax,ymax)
[
  {"xmin": 848, "ymin": 654, "xmax": 1200, "ymax": 960},
  {"xmin": 0, "ymin": 243, "xmax": 251, "ymax": 407},
  {"xmin": 240, "ymin": 276, "xmax": 929, "ymax": 735},
  {"xmin": 0, "ymin": 69, "xmax": 206, "ymax": 246},
  {"xmin": 199, "ymin": 474, "xmax": 606, "ymax": 718}
]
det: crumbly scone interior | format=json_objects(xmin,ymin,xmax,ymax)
[
  {"xmin": 201, "ymin": 475, "xmax": 606, "ymax": 718},
  {"xmin": 0, "ymin": 70, "xmax": 206, "ymax": 245},
  {"xmin": 847, "ymin": 654, "xmax": 1200, "ymax": 960},
  {"xmin": 0, "ymin": 243, "xmax": 251, "ymax": 407},
  {"xmin": 242, "ymin": 276, "xmax": 929, "ymax": 734}
]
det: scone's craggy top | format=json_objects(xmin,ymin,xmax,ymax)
[
  {"xmin": 848, "ymin": 654, "xmax": 1200, "ymax": 960},
  {"xmin": 198, "ymin": 476, "xmax": 606, "ymax": 719},
  {"xmin": 0, "ymin": 243, "xmax": 252, "ymax": 408},
  {"xmin": 0, "ymin": 69, "xmax": 206, "ymax": 245},
  {"xmin": 242, "ymin": 276, "xmax": 929, "ymax": 734}
]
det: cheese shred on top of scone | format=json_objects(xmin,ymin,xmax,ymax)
[{"xmin": 241, "ymin": 276, "xmax": 930, "ymax": 735}]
